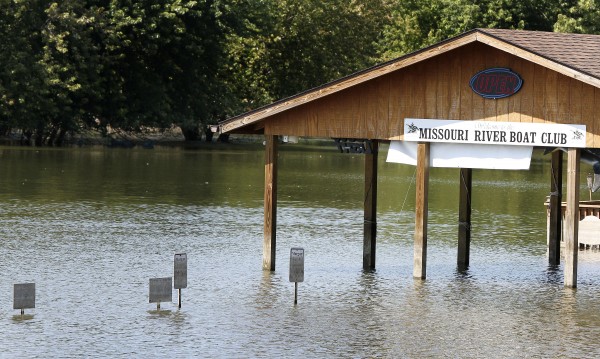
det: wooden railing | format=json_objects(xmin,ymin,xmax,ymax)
[{"xmin": 545, "ymin": 199, "xmax": 600, "ymax": 220}]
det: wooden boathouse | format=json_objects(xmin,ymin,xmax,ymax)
[{"xmin": 213, "ymin": 28, "xmax": 600, "ymax": 288}]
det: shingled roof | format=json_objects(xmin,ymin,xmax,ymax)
[
  {"xmin": 217, "ymin": 28, "xmax": 600, "ymax": 134},
  {"xmin": 479, "ymin": 28, "xmax": 600, "ymax": 81}
]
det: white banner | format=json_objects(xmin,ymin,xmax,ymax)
[
  {"xmin": 387, "ymin": 141, "xmax": 533, "ymax": 170},
  {"xmin": 404, "ymin": 118, "xmax": 586, "ymax": 148}
]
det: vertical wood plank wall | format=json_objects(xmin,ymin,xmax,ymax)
[{"xmin": 264, "ymin": 42, "xmax": 600, "ymax": 147}]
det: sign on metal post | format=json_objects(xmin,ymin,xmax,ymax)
[
  {"xmin": 290, "ymin": 248, "xmax": 304, "ymax": 305},
  {"xmin": 14, "ymin": 283, "xmax": 35, "ymax": 313},
  {"xmin": 174, "ymin": 253, "xmax": 187, "ymax": 289},
  {"xmin": 149, "ymin": 277, "xmax": 172, "ymax": 309},
  {"xmin": 289, "ymin": 248, "xmax": 304, "ymax": 283}
]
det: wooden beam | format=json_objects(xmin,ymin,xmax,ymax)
[
  {"xmin": 458, "ymin": 168, "xmax": 472, "ymax": 270},
  {"xmin": 548, "ymin": 150, "xmax": 563, "ymax": 265},
  {"xmin": 414, "ymin": 142, "xmax": 430, "ymax": 279},
  {"xmin": 564, "ymin": 148, "xmax": 580, "ymax": 288},
  {"xmin": 263, "ymin": 135, "xmax": 278, "ymax": 271},
  {"xmin": 363, "ymin": 141, "xmax": 378, "ymax": 270}
]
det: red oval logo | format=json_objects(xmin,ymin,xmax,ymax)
[{"xmin": 470, "ymin": 68, "xmax": 523, "ymax": 99}]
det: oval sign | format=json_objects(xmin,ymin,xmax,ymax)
[{"xmin": 470, "ymin": 68, "xmax": 523, "ymax": 99}]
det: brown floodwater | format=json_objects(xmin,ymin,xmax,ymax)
[{"xmin": 1, "ymin": 142, "xmax": 600, "ymax": 358}]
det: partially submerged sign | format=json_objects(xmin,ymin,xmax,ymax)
[
  {"xmin": 14, "ymin": 283, "xmax": 35, "ymax": 310},
  {"xmin": 404, "ymin": 119, "xmax": 586, "ymax": 148},
  {"xmin": 149, "ymin": 277, "xmax": 172, "ymax": 304},
  {"xmin": 470, "ymin": 68, "xmax": 523, "ymax": 99},
  {"xmin": 289, "ymin": 248, "xmax": 305, "ymax": 283},
  {"xmin": 174, "ymin": 253, "xmax": 187, "ymax": 289}
]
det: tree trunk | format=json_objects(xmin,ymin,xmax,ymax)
[
  {"xmin": 55, "ymin": 128, "xmax": 67, "ymax": 147},
  {"xmin": 47, "ymin": 127, "xmax": 58, "ymax": 147},
  {"xmin": 34, "ymin": 127, "xmax": 46, "ymax": 147},
  {"xmin": 181, "ymin": 126, "xmax": 200, "ymax": 141},
  {"xmin": 21, "ymin": 130, "xmax": 33, "ymax": 146},
  {"xmin": 217, "ymin": 133, "xmax": 230, "ymax": 143},
  {"xmin": 204, "ymin": 126, "xmax": 214, "ymax": 143}
]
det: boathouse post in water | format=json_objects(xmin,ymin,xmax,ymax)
[
  {"xmin": 564, "ymin": 148, "xmax": 580, "ymax": 288},
  {"xmin": 548, "ymin": 150, "xmax": 563, "ymax": 266},
  {"xmin": 363, "ymin": 140, "xmax": 378, "ymax": 270},
  {"xmin": 413, "ymin": 142, "xmax": 430, "ymax": 279},
  {"xmin": 458, "ymin": 168, "xmax": 472, "ymax": 269},
  {"xmin": 215, "ymin": 29, "xmax": 600, "ymax": 286},
  {"xmin": 263, "ymin": 135, "xmax": 278, "ymax": 271}
]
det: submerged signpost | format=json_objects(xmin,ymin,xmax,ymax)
[
  {"xmin": 14, "ymin": 283, "xmax": 35, "ymax": 316},
  {"xmin": 289, "ymin": 248, "xmax": 304, "ymax": 305},
  {"xmin": 174, "ymin": 253, "xmax": 187, "ymax": 309},
  {"xmin": 149, "ymin": 277, "xmax": 172, "ymax": 310}
]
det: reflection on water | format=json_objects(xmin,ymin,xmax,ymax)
[
  {"xmin": 11, "ymin": 314, "xmax": 34, "ymax": 322},
  {"xmin": 1, "ymin": 144, "xmax": 600, "ymax": 357}
]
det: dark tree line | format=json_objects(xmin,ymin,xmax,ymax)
[{"xmin": 0, "ymin": 0, "xmax": 594, "ymax": 146}]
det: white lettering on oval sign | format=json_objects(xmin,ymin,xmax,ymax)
[{"xmin": 289, "ymin": 248, "xmax": 304, "ymax": 283}]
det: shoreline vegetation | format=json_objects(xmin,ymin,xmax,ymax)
[
  {"xmin": 0, "ymin": 126, "xmax": 337, "ymax": 150},
  {"xmin": 0, "ymin": 126, "xmax": 222, "ymax": 148}
]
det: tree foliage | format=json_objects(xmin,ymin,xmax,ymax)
[
  {"xmin": 0, "ymin": 0, "xmax": 597, "ymax": 145},
  {"xmin": 0, "ymin": 0, "xmax": 229, "ymax": 144},
  {"xmin": 378, "ymin": 0, "xmax": 574, "ymax": 60},
  {"xmin": 554, "ymin": 0, "xmax": 600, "ymax": 33},
  {"xmin": 223, "ymin": 0, "xmax": 389, "ymax": 112}
]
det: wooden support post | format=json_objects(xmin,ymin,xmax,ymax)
[
  {"xmin": 363, "ymin": 141, "xmax": 378, "ymax": 270},
  {"xmin": 414, "ymin": 142, "xmax": 430, "ymax": 279},
  {"xmin": 564, "ymin": 148, "xmax": 580, "ymax": 288},
  {"xmin": 263, "ymin": 135, "xmax": 278, "ymax": 271},
  {"xmin": 549, "ymin": 150, "xmax": 563, "ymax": 265},
  {"xmin": 458, "ymin": 168, "xmax": 472, "ymax": 270}
]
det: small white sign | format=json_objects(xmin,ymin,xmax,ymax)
[
  {"xmin": 149, "ymin": 277, "xmax": 173, "ymax": 303},
  {"xmin": 404, "ymin": 118, "xmax": 586, "ymax": 148},
  {"xmin": 289, "ymin": 248, "xmax": 304, "ymax": 283},
  {"xmin": 174, "ymin": 253, "xmax": 187, "ymax": 289},
  {"xmin": 14, "ymin": 283, "xmax": 35, "ymax": 310}
]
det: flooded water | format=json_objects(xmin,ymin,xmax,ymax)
[{"xmin": 2, "ymin": 142, "xmax": 600, "ymax": 358}]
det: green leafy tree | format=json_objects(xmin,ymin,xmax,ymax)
[
  {"xmin": 0, "ymin": 0, "xmax": 56, "ymax": 144},
  {"xmin": 223, "ymin": 0, "xmax": 390, "ymax": 111},
  {"xmin": 2, "ymin": 0, "xmax": 233, "ymax": 144},
  {"xmin": 96, "ymin": 0, "xmax": 229, "ymax": 140},
  {"xmin": 41, "ymin": 1, "xmax": 113, "ymax": 145},
  {"xmin": 554, "ymin": 0, "xmax": 600, "ymax": 33},
  {"xmin": 378, "ymin": 0, "xmax": 572, "ymax": 60}
]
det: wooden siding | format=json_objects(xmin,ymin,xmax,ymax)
[{"xmin": 263, "ymin": 42, "xmax": 600, "ymax": 147}]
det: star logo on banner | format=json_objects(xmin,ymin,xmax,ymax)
[{"xmin": 407, "ymin": 122, "xmax": 419, "ymax": 134}]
